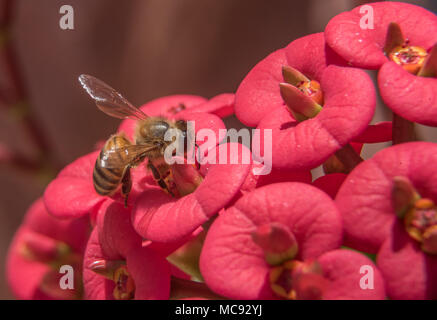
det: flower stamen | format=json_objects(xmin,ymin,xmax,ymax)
[
  {"xmin": 404, "ymin": 198, "xmax": 437, "ymax": 254},
  {"xmin": 296, "ymin": 80, "xmax": 324, "ymax": 106},
  {"xmin": 391, "ymin": 177, "xmax": 437, "ymax": 254},
  {"xmin": 384, "ymin": 22, "xmax": 428, "ymax": 75},
  {"xmin": 113, "ymin": 265, "xmax": 136, "ymax": 300},
  {"xmin": 389, "ymin": 45, "xmax": 428, "ymax": 75},
  {"xmin": 269, "ymin": 260, "xmax": 329, "ymax": 300}
]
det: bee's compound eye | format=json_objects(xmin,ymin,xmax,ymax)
[{"xmin": 149, "ymin": 121, "xmax": 170, "ymax": 138}]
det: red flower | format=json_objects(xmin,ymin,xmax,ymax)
[
  {"xmin": 83, "ymin": 200, "xmax": 171, "ymax": 300},
  {"xmin": 235, "ymin": 33, "xmax": 346, "ymax": 127},
  {"xmin": 6, "ymin": 198, "xmax": 90, "ymax": 299},
  {"xmin": 44, "ymin": 95, "xmax": 228, "ymax": 220},
  {"xmin": 325, "ymin": 2, "xmax": 437, "ymax": 69},
  {"xmin": 131, "ymin": 142, "xmax": 252, "ymax": 243},
  {"xmin": 379, "ymin": 59, "xmax": 437, "ymax": 126},
  {"xmin": 111, "ymin": 94, "xmax": 248, "ymax": 243},
  {"xmin": 325, "ymin": 2, "xmax": 437, "ymax": 126},
  {"xmin": 235, "ymin": 33, "xmax": 376, "ymax": 170},
  {"xmin": 199, "ymin": 182, "xmax": 344, "ymax": 299},
  {"xmin": 377, "ymin": 221, "xmax": 437, "ymax": 300},
  {"xmin": 312, "ymin": 249, "xmax": 385, "ymax": 300},
  {"xmin": 84, "ymin": 199, "xmax": 222, "ymax": 300},
  {"xmin": 335, "ymin": 142, "xmax": 437, "ymax": 299}
]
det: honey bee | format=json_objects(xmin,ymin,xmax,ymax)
[{"xmin": 79, "ymin": 74, "xmax": 193, "ymax": 206}]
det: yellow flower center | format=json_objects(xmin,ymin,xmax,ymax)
[
  {"xmin": 269, "ymin": 260, "xmax": 329, "ymax": 300},
  {"xmin": 404, "ymin": 198, "xmax": 437, "ymax": 254},
  {"xmin": 296, "ymin": 80, "xmax": 324, "ymax": 106},
  {"xmin": 113, "ymin": 265, "xmax": 136, "ymax": 300},
  {"xmin": 389, "ymin": 45, "xmax": 428, "ymax": 75}
]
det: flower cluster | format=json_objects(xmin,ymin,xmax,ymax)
[{"xmin": 7, "ymin": 2, "xmax": 437, "ymax": 300}]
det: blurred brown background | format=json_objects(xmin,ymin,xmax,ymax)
[{"xmin": 0, "ymin": 0, "xmax": 435, "ymax": 299}]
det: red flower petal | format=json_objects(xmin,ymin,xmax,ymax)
[
  {"xmin": 179, "ymin": 93, "xmax": 235, "ymax": 118},
  {"xmin": 317, "ymin": 249, "xmax": 386, "ymax": 300},
  {"xmin": 377, "ymin": 221, "xmax": 437, "ymax": 300},
  {"xmin": 126, "ymin": 247, "xmax": 171, "ymax": 300},
  {"xmin": 312, "ymin": 173, "xmax": 347, "ymax": 199},
  {"xmin": 96, "ymin": 200, "xmax": 142, "ymax": 259},
  {"xmin": 235, "ymin": 49, "xmax": 287, "ymax": 127},
  {"xmin": 379, "ymin": 61, "xmax": 437, "ymax": 126},
  {"xmin": 82, "ymin": 229, "xmax": 114, "ymax": 300},
  {"xmin": 335, "ymin": 142, "xmax": 437, "ymax": 253},
  {"xmin": 353, "ymin": 121, "xmax": 393, "ymax": 143},
  {"xmin": 325, "ymin": 2, "xmax": 437, "ymax": 69},
  {"xmin": 44, "ymin": 151, "xmax": 105, "ymax": 219},
  {"xmin": 199, "ymin": 182, "xmax": 342, "ymax": 299},
  {"xmin": 283, "ymin": 33, "xmax": 346, "ymax": 81}
]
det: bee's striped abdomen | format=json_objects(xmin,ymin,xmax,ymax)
[{"xmin": 93, "ymin": 134, "xmax": 130, "ymax": 196}]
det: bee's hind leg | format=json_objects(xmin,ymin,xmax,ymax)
[{"xmin": 121, "ymin": 166, "xmax": 132, "ymax": 208}]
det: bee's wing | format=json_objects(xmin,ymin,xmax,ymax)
[
  {"xmin": 100, "ymin": 144, "xmax": 158, "ymax": 168},
  {"xmin": 79, "ymin": 74, "xmax": 148, "ymax": 120}
]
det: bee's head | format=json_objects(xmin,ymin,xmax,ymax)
[
  {"xmin": 136, "ymin": 119, "xmax": 190, "ymax": 149},
  {"xmin": 148, "ymin": 120, "xmax": 170, "ymax": 139}
]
